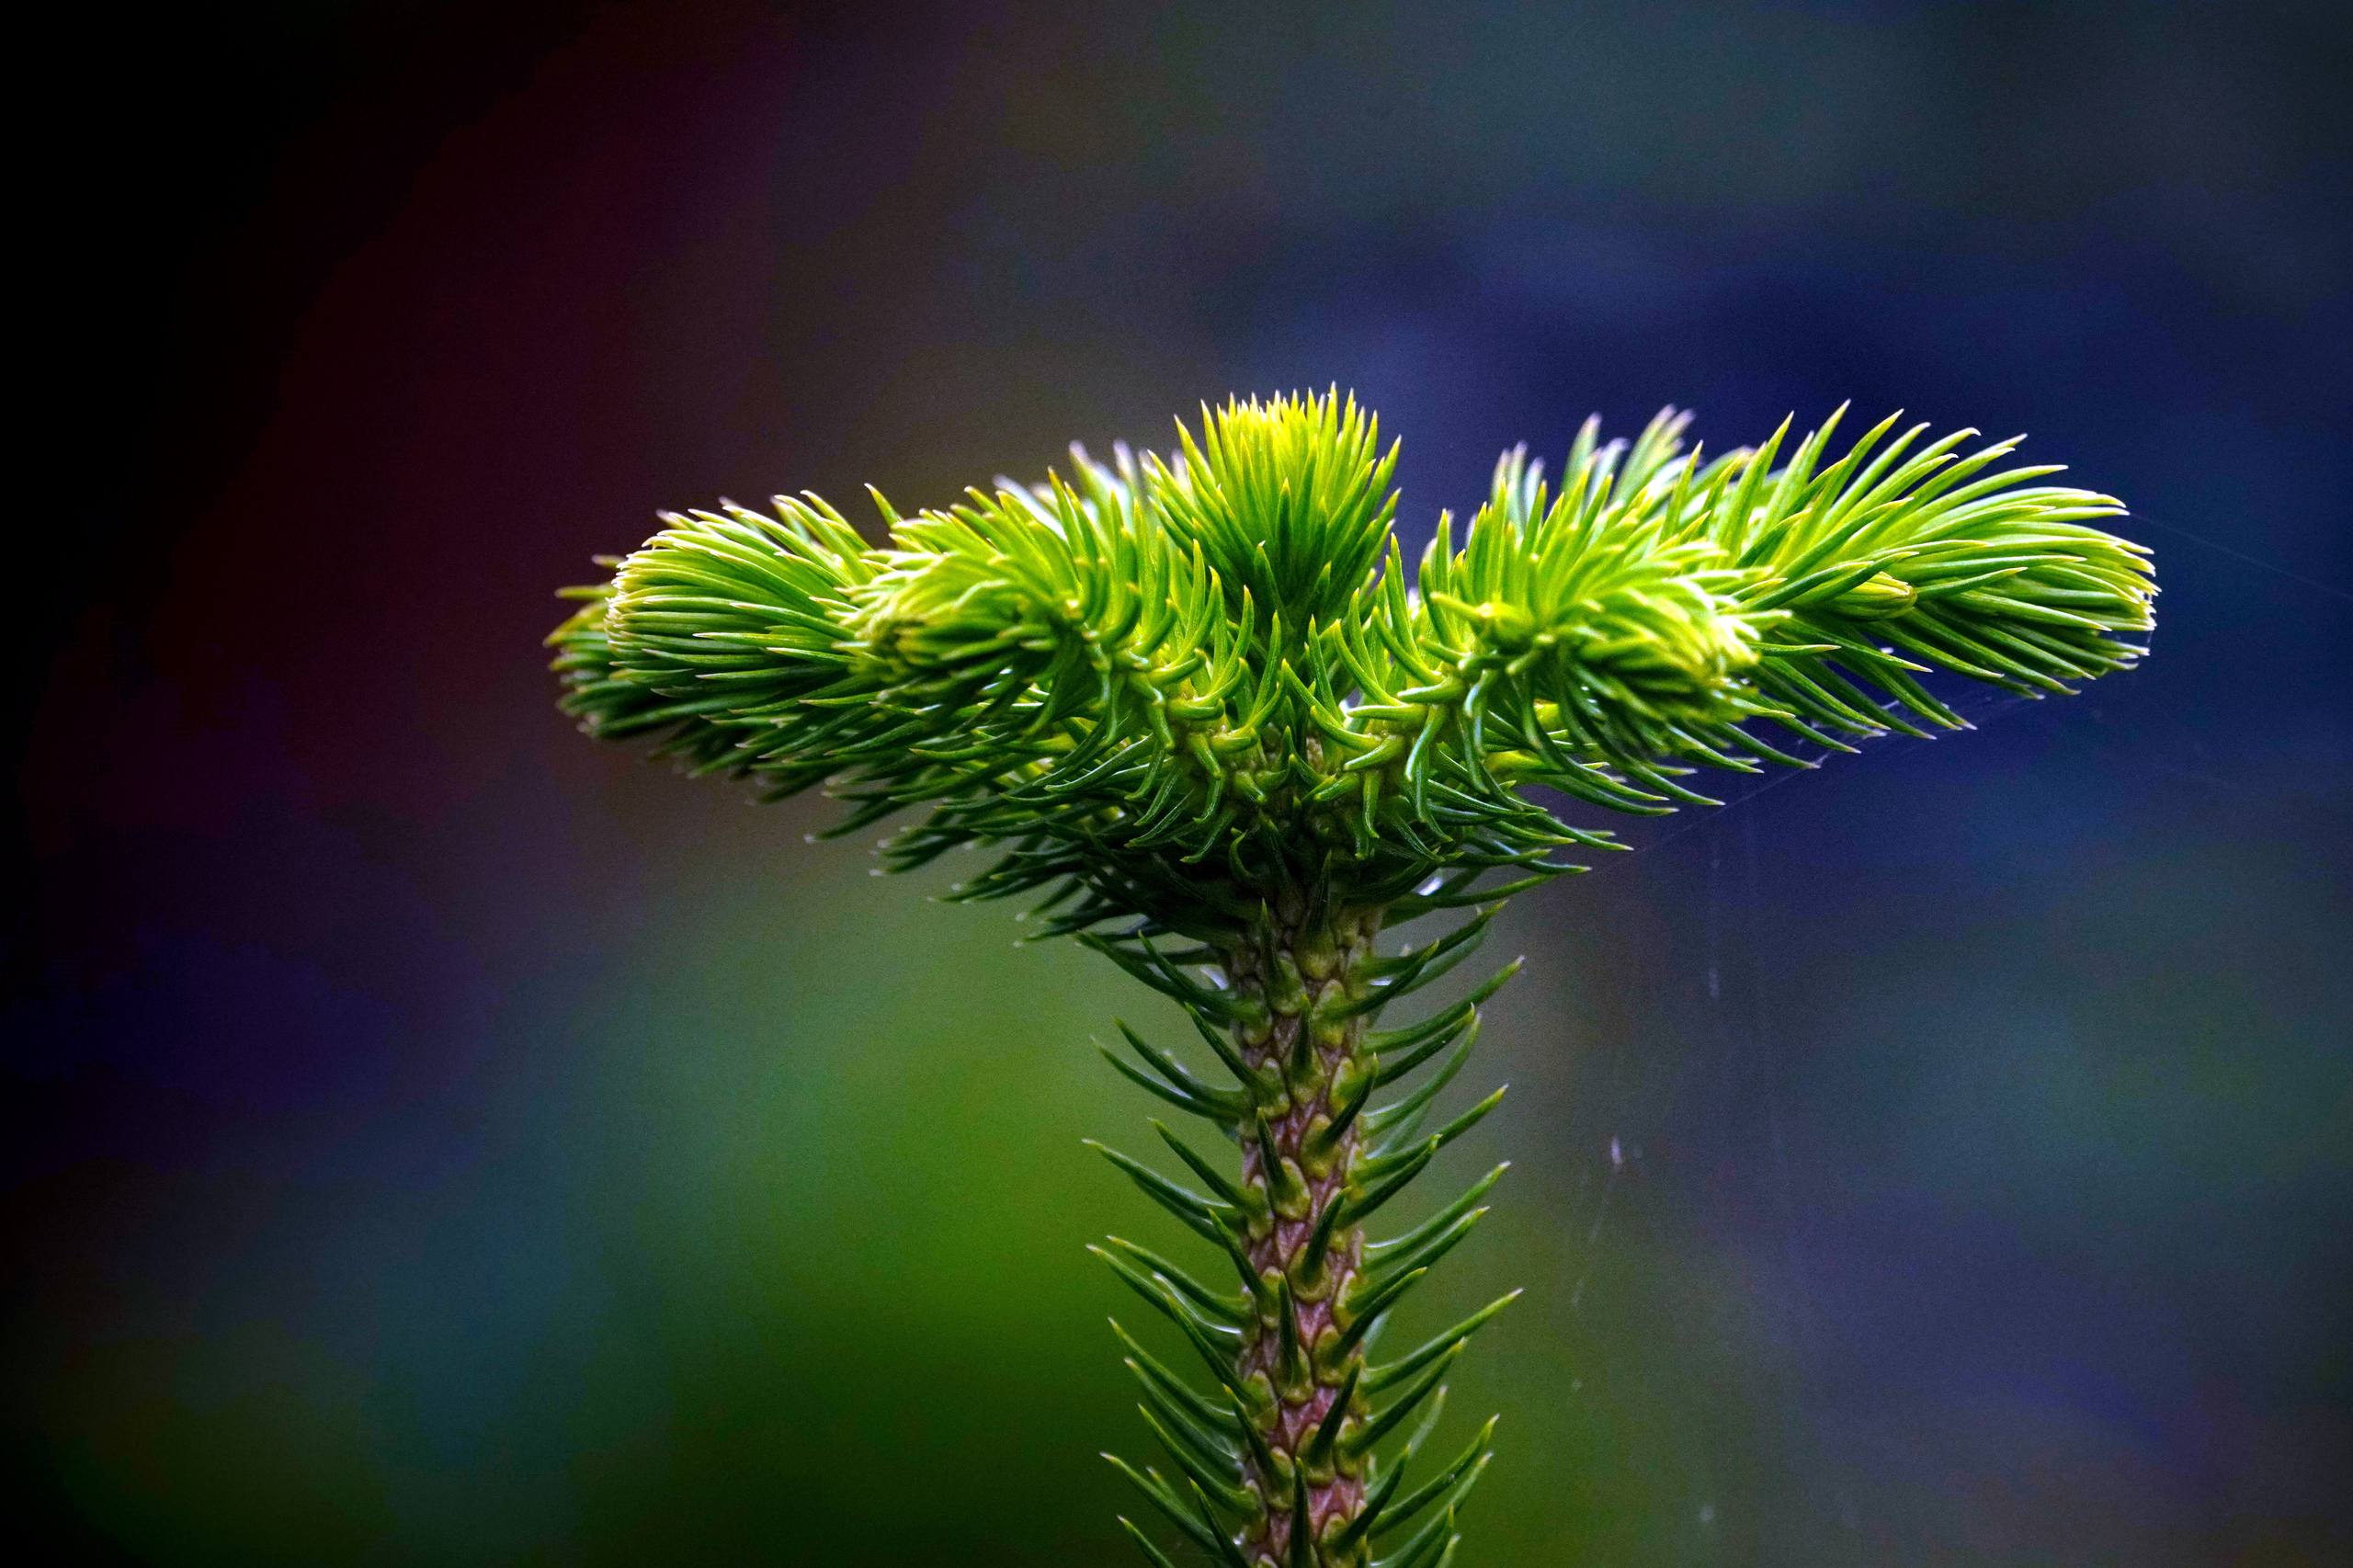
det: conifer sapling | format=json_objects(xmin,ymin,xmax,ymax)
[{"xmin": 549, "ymin": 392, "xmax": 2155, "ymax": 1564}]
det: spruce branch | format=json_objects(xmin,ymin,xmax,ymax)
[{"xmin": 548, "ymin": 391, "xmax": 2154, "ymax": 1562}]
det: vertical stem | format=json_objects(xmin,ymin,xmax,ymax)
[{"xmin": 1226, "ymin": 893, "xmax": 1380, "ymax": 1566}]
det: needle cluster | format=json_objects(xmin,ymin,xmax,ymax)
[{"xmin": 549, "ymin": 391, "xmax": 2154, "ymax": 1563}]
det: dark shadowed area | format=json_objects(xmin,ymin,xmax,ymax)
[{"xmin": 12, "ymin": 3, "xmax": 2349, "ymax": 1563}]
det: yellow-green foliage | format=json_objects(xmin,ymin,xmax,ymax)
[{"xmin": 551, "ymin": 391, "xmax": 2154, "ymax": 933}]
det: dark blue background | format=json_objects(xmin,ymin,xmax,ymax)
[{"xmin": 14, "ymin": 4, "xmax": 2349, "ymax": 1562}]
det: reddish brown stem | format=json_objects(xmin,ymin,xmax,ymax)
[{"xmin": 1225, "ymin": 899, "xmax": 1381, "ymax": 1566}]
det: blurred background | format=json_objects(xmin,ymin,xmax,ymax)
[{"xmin": 11, "ymin": 2, "xmax": 2350, "ymax": 1563}]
